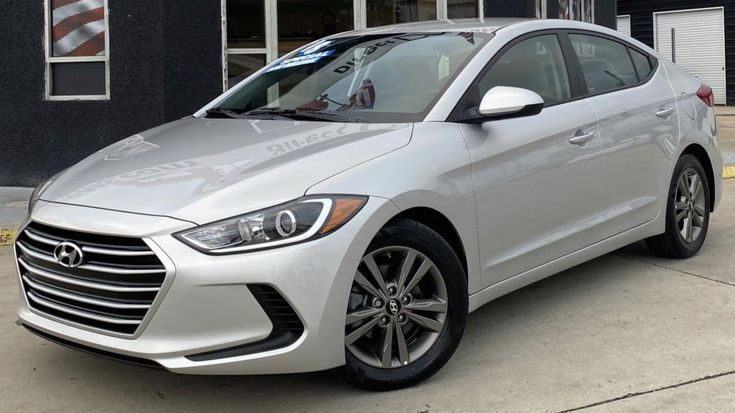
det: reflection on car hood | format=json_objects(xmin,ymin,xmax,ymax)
[{"xmin": 40, "ymin": 118, "xmax": 412, "ymax": 224}]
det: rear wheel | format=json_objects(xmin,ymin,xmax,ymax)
[
  {"xmin": 646, "ymin": 154, "xmax": 711, "ymax": 258},
  {"xmin": 338, "ymin": 219, "xmax": 467, "ymax": 390}
]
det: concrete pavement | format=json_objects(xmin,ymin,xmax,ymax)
[
  {"xmin": 0, "ymin": 181, "xmax": 733, "ymax": 412},
  {"xmin": 715, "ymin": 106, "xmax": 735, "ymax": 178},
  {"xmin": 0, "ymin": 187, "xmax": 32, "ymax": 245}
]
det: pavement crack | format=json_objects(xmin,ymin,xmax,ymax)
[
  {"xmin": 555, "ymin": 369, "xmax": 735, "ymax": 412},
  {"xmin": 613, "ymin": 254, "xmax": 735, "ymax": 288}
]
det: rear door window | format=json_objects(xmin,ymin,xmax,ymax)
[
  {"xmin": 569, "ymin": 34, "xmax": 638, "ymax": 95},
  {"xmin": 629, "ymin": 48, "xmax": 654, "ymax": 81}
]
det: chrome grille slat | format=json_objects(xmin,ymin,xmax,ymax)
[
  {"xmin": 24, "ymin": 231, "xmax": 155, "ymax": 257},
  {"xmin": 17, "ymin": 241, "xmax": 164, "ymax": 275},
  {"xmin": 22, "ymin": 275, "xmax": 152, "ymax": 310},
  {"xmin": 19, "ymin": 257, "xmax": 160, "ymax": 292},
  {"xmin": 17, "ymin": 222, "xmax": 166, "ymax": 335},
  {"xmin": 82, "ymin": 245, "xmax": 155, "ymax": 257},
  {"xmin": 24, "ymin": 229, "xmax": 60, "ymax": 246},
  {"xmin": 80, "ymin": 262, "xmax": 164, "ymax": 275},
  {"xmin": 17, "ymin": 241, "xmax": 57, "ymax": 263},
  {"xmin": 26, "ymin": 291, "xmax": 142, "ymax": 325}
]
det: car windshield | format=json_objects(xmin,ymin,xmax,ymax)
[{"xmin": 211, "ymin": 32, "xmax": 493, "ymax": 123}]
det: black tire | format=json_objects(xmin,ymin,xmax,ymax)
[
  {"xmin": 646, "ymin": 154, "xmax": 711, "ymax": 259},
  {"xmin": 337, "ymin": 218, "xmax": 468, "ymax": 391}
]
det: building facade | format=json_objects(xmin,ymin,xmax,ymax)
[
  {"xmin": 617, "ymin": 1, "xmax": 733, "ymax": 105},
  {"xmin": 1, "ymin": 0, "xmax": 616, "ymax": 186}
]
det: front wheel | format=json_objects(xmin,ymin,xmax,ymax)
[
  {"xmin": 337, "ymin": 219, "xmax": 467, "ymax": 391},
  {"xmin": 646, "ymin": 154, "xmax": 711, "ymax": 258}
]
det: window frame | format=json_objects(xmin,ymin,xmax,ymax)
[
  {"xmin": 448, "ymin": 29, "xmax": 585, "ymax": 122},
  {"xmin": 44, "ymin": 0, "xmax": 111, "ymax": 101},
  {"xmin": 563, "ymin": 30, "xmax": 660, "ymax": 99}
]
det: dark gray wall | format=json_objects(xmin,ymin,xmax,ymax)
[
  {"xmin": 0, "ymin": 0, "xmax": 222, "ymax": 186},
  {"xmin": 618, "ymin": 0, "xmax": 734, "ymax": 105}
]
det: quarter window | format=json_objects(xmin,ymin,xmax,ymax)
[
  {"xmin": 477, "ymin": 35, "xmax": 572, "ymax": 106},
  {"xmin": 46, "ymin": 0, "xmax": 109, "ymax": 99},
  {"xmin": 569, "ymin": 34, "xmax": 637, "ymax": 95},
  {"xmin": 629, "ymin": 48, "xmax": 654, "ymax": 81}
]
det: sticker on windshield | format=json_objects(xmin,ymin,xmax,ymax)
[{"xmin": 265, "ymin": 49, "xmax": 335, "ymax": 73}]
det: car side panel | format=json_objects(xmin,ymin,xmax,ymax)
[{"xmin": 305, "ymin": 123, "xmax": 483, "ymax": 294}]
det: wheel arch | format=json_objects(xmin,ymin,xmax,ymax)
[
  {"xmin": 385, "ymin": 207, "xmax": 469, "ymax": 279},
  {"xmin": 681, "ymin": 143, "xmax": 716, "ymax": 212}
]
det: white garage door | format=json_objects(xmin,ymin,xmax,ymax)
[
  {"xmin": 617, "ymin": 15, "xmax": 631, "ymax": 37},
  {"xmin": 655, "ymin": 7, "xmax": 726, "ymax": 104}
]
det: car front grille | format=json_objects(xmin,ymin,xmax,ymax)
[{"xmin": 15, "ymin": 222, "xmax": 166, "ymax": 335}]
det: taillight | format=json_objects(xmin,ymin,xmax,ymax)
[{"xmin": 696, "ymin": 84, "xmax": 714, "ymax": 107}]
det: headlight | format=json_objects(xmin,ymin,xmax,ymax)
[{"xmin": 175, "ymin": 195, "xmax": 367, "ymax": 253}]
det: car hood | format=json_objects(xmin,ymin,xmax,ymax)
[{"xmin": 40, "ymin": 117, "xmax": 412, "ymax": 224}]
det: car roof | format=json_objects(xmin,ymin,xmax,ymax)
[
  {"xmin": 334, "ymin": 18, "xmax": 623, "ymax": 38},
  {"xmin": 340, "ymin": 18, "xmax": 532, "ymax": 35}
]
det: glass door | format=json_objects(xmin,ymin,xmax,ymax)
[{"xmin": 223, "ymin": 0, "xmax": 269, "ymax": 89}]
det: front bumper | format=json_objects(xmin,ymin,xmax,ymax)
[{"xmin": 17, "ymin": 197, "xmax": 398, "ymax": 374}]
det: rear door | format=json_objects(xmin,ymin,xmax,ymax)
[
  {"xmin": 453, "ymin": 32, "xmax": 604, "ymax": 288},
  {"xmin": 567, "ymin": 32, "xmax": 679, "ymax": 240}
]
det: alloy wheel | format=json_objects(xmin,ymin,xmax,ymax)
[
  {"xmin": 345, "ymin": 247, "xmax": 448, "ymax": 369},
  {"xmin": 675, "ymin": 168, "xmax": 706, "ymax": 243}
]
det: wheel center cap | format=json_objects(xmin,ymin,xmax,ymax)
[{"xmin": 387, "ymin": 299, "xmax": 401, "ymax": 315}]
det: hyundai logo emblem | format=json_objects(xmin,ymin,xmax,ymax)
[
  {"xmin": 388, "ymin": 299, "xmax": 400, "ymax": 315},
  {"xmin": 53, "ymin": 242, "xmax": 85, "ymax": 268}
]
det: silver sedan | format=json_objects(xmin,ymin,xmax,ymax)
[{"xmin": 16, "ymin": 18, "xmax": 723, "ymax": 390}]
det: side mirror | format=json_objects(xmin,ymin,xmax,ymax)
[{"xmin": 476, "ymin": 86, "xmax": 545, "ymax": 120}]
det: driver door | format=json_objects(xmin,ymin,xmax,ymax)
[{"xmin": 455, "ymin": 33, "xmax": 604, "ymax": 288}]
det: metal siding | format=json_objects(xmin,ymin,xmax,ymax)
[
  {"xmin": 618, "ymin": 0, "xmax": 735, "ymax": 105},
  {"xmin": 617, "ymin": 15, "xmax": 631, "ymax": 35},
  {"xmin": 655, "ymin": 8, "xmax": 726, "ymax": 104}
]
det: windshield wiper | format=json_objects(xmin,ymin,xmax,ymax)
[
  {"xmin": 205, "ymin": 107, "xmax": 244, "ymax": 119},
  {"xmin": 245, "ymin": 108, "xmax": 363, "ymax": 123}
]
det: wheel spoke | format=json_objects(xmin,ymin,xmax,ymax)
[
  {"xmin": 396, "ymin": 250, "xmax": 417, "ymax": 293},
  {"xmin": 677, "ymin": 176, "xmax": 690, "ymax": 201},
  {"xmin": 692, "ymin": 179, "xmax": 703, "ymax": 199},
  {"xmin": 346, "ymin": 307, "xmax": 383, "ymax": 325},
  {"xmin": 688, "ymin": 173, "xmax": 699, "ymax": 199},
  {"xmin": 675, "ymin": 201, "xmax": 688, "ymax": 211},
  {"xmin": 685, "ymin": 213, "xmax": 694, "ymax": 242},
  {"xmin": 345, "ymin": 315, "xmax": 381, "ymax": 346},
  {"xmin": 675, "ymin": 209, "xmax": 688, "ymax": 223},
  {"xmin": 407, "ymin": 312, "xmax": 444, "ymax": 333},
  {"xmin": 405, "ymin": 298, "xmax": 447, "ymax": 313},
  {"xmin": 354, "ymin": 270, "xmax": 385, "ymax": 300},
  {"xmin": 694, "ymin": 204, "xmax": 706, "ymax": 216},
  {"xmin": 395, "ymin": 321, "xmax": 409, "ymax": 366},
  {"xmin": 402, "ymin": 259, "xmax": 432, "ymax": 296},
  {"xmin": 381, "ymin": 319, "xmax": 394, "ymax": 368},
  {"xmin": 692, "ymin": 211, "xmax": 704, "ymax": 227},
  {"xmin": 363, "ymin": 255, "xmax": 388, "ymax": 294}
]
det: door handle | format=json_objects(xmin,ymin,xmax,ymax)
[
  {"xmin": 569, "ymin": 131, "xmax": 596, "ymax": 146},
  {"xmin": 656, "ymin": 107, "xmax": 675, "ymax": 118}
]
